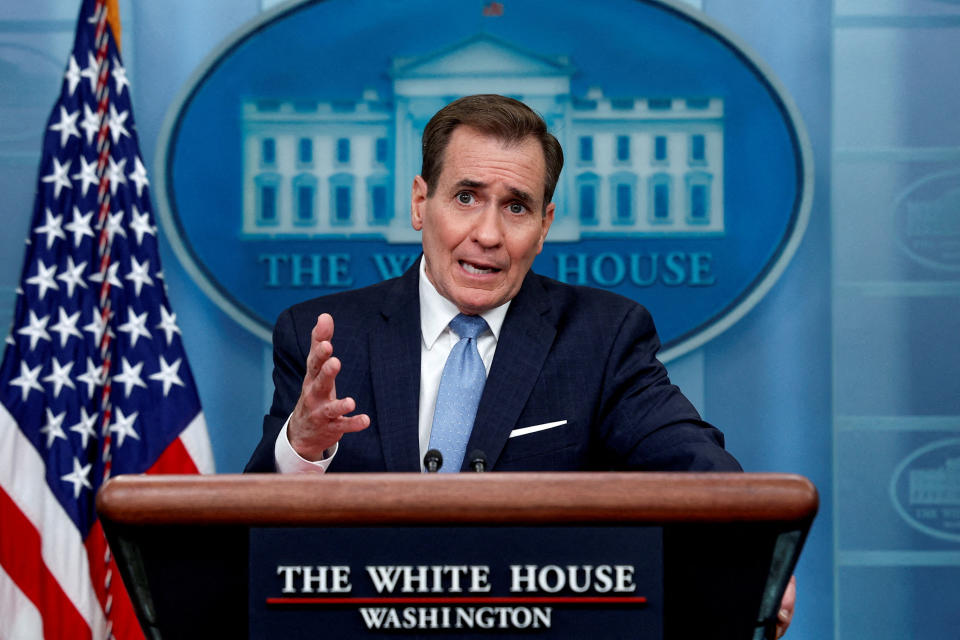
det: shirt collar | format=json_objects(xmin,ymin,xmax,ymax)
[{"xmin": 419, "ymin": 257, "xmax": 510, "ymax": 350}]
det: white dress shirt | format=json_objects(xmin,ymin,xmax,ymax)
[{"xmin": 274, "ymin": 258, "xmax": 509, "ymax": 472}]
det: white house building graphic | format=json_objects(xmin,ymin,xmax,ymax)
[{"xmin": 241, "ymin": 34, "xmax": 725, "ymax": 242}]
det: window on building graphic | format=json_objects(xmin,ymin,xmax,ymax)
[
  {"xmin": 293, "ymin": 174, "xmax": 317, "ymax": 224},
  {"xmin": 297, "ymin": 185, "xmax": 314, "ymax": 222},
  {"xmin": 648, "ymin": 98, "xmax": 672, "ymax": 110},
  {"xmin": 375, "ymin": 138, "xmax": 388, "ymax": 164},
  {"xmin": 298, "ymin": 138, "xmax": 313, "ymax": 165},
  {"xmin": 580, "ymin": 184, "xmax": 596, "ymax": 224},
  {"xmin": 329, "ymin": 174, "xmax": 354, "ymax": 225},
  {"xmin": 690, "ymin": 185, "xmax": 708, "ymax": 221},
  {"xmin": 255, "ymin": 173, "xmax": 280, "ymax": 226},
  {"xmin": 579, "ymin": 136, "xmax": 593, "ymax": 163},
  {"xmin": 336, "ymin": 138, "xmax": 350, "ymax": 164},
  {"xmin": 690, "ymin": 134, "xmax": 706, "ymax": 163},
  {"xmin": 610, "ymin": 172, "xmax": 636, "ymax": 225},
  {"xmin": 653, "ymin": 136, "xmax": 668, "ymax": 162},
  {"xmin": 334, "ymin": 187, "xmax": 351, "ymax": 222},
  {"xmin": 367, "ymin": 175, "xmax": 391, "ymax": 224},
  {"xmin": 686, "ymin": 172, "xmax": 712, "ymax": 225},
  {"xmin": 576, "ymin": 173, "xmax": 600, "ymax": 225},
  {"xmin": 261, "ymin": 185, "xmax": 277, "ymax": 222},
  {"xmin": 616, "ymin": 135, "xmax": 630, "ymax": 162},
  {"xmin": 261, "ymin": 138, "xmax": 276, "ymax": 165},
  {"xmin": 617, "ymin": 184, "xmax": 632, "ymax": 223},
  {"xmin": 686, "ymin": 98, "xmax": 710, "ymax": 110},
  {"xmin": 649, "ymin": 175, "xmax": 672, "ymax": 223}
]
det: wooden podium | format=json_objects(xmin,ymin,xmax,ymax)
[{"xmin": 97, "ymin": 473, "xmax": 817, "ymax": 639}]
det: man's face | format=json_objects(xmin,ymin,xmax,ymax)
[{"xmin": 411, "ymin": 126, "xmax": 555, "ymax": 316}]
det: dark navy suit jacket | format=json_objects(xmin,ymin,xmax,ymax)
[{"xmin": 245, "ymin": 261, "xmax": 740, "ymax": 472}]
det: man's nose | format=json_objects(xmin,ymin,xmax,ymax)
[{"xmin": 471, "ymin": 204, "xmax": 504, "ymax": 247}]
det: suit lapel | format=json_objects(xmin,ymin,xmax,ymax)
[
  {"xmin": 466, "ymin": 274, "xmax": 555, "ymax": 470},
  {"xmin": 369, "ymin": 262, "xmax": 422, "ymax": 471}
]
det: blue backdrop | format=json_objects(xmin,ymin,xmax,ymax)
[{"xmin": 1, "ymin": 1, "xmax": 958, "ymax": 638}]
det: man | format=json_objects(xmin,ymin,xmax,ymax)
[
  {"xmin": 245, "ymin": 94, "xmax": 794, "ymax": 636},
  {"xmin": 246, "ymin": 94, "xmax": 739, "ymax": 474}
]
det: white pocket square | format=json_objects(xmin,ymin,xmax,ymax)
[{"xmin": 509, "ymin": 420, "xmax": 567, "ymax": 438}]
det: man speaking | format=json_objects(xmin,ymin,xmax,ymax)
[
  {"xmin": 245, "ymin": 94, "xmax": 741, "ymax": 475},
  {"xmin": 246, "ymin": 94, "xmax": 797, "ymax": 637}
]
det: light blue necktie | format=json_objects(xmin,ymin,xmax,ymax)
[{"xmin": 428, "ymin": 313, "xmax": 489, "ymax": 472}]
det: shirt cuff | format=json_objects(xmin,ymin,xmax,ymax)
[{"xmin": 274, "ymin": 417, "xmax": 338, "ymax": 473}]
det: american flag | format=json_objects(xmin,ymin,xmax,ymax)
[{"xmin": 0, "ymin": 1, "xmax": 213, "ymax": 638}]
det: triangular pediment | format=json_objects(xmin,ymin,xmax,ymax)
[{"xmin": 392, "ymin": 34, "xmax": 574, "ymax": 78}]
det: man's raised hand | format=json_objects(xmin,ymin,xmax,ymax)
[{"xmin": 287, "ymin": 313, "xmax": 370, "ymax": 460}]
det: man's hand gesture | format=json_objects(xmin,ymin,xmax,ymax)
[{"xmin": 287, "ymin": 313, "xmax": 370, "ymax": 460}]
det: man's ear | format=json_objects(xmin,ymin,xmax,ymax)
[
  {"xmin": 410, "ymin": 175, "xmax": 428, "ymax": 231},
  {"xmin": 536, "ymin": 202, "xmax": 556, "ymax": 254}
]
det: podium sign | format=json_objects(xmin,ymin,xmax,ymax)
[
  {"xmin": 250, "ymin": 526, "xmax": 663, "ymax": 638},
  {"xmin": 96, "ymin": 473, "xmax": 817, "ymax": 639}
]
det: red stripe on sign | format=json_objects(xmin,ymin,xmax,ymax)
[
  {"xmin": 84, "ymin": 519, "xmax": 145, "ymax": 640},
  {"xmin": 147, "ymin": 436, "xmax": 200, "ymax": 474},
  {"xmin": 267, "ymin": 596, "xmax": 648, "ymax": 605},
  {"xmin": 0, "ymin": 487, "xmax": 93, "ymax": 640}
]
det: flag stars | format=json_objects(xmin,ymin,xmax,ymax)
[
  {"xmin": 80, "ymin": 103, "xmax": 100, "ymax": 145},
  {"xmin": 118, "ymin": 309, "xmax": 151, "ymax": 347},
  {"xmin": 41, "ymin": 157, "xmax": 73, "ymax": 198},
  {"xmin": 42, "ymin": 357, "xmax": 76, "ymax": 398},
  {"xmin": 89, "ymin": 261, "xmax": 121, "ymax": 291},
  {"xmin": 80, "ymin": 51, "xmax": 100, "ymax": 94},
  {"xmin": 106, "ymin": 156, "xmax": 128, "ymax": 196},
  {"xmin": 56, "ymin": 256, "xmax": 88, "ymax": 296},
  {"xmin": 64, "ymin": 55, "xmax": 81, "ymax": 95},
  {"xmin": 125, "ymin": 256, "xmax": 154, "ymax": 295},
  {"xmin": 17, "ymin": 310, "xmax": 51, "ymax": 351},
  {"xmin": 104, "ymin": 210, "xmax": 126, "ymax": 243},
  {"xmin": 49, "ymin": 105, "xmax": 80, "ymax": 148},
  {"xmin": 129, "ymin": 206, "xmax": 155, "ymax": 246},
  {"xmin": 34, "ymin": 209, "xmax": 66, "ymax": 249},
  {"xmin": 71, "ymin": 156, "xmax": 99, "ymax": 197},
  {"xmin": 25, "ymin": 260, "xmax": 58, "ymax": 300},
  {"xmin": 83, "ymin": 309, "xmax": 110, "ymax": 346},
  {"xmin": 112, "ymin": 357, "xmax": 147, "ymax": 397},
  {"xmin": 69, "ymin": 407, "xmax": 99, "ymax": 449},
  {"xmin": 109, "ymin": 408, "xmax": 140, "ymax": 448},
  {"xmin": 76, "ymin": 357, "xmax": 104, "ymax": 399},
  {"xmin": 9, "ymin": 361, "xmax": 44, "ymax": 401},
  {"xmin": 50, "ymin": 308, "xmax": 83, "ymax": 347},
  {"xmin": 40, "ymin": 408, "xmax": 68, "ymax": 448},
  {"xmin": 60, "ymin": 457, "xmax": 93, "ymax": 499},
  {"xmin": 149, "ymin": 356, "xmax": 184, "ymax": 397},
  {"xmin": 111, "ymin": 57, "xmax": 130, "ymax": 96},
  {"xmin": 65, "ymin": 207, "xmax": 95, "ymax": 247},
  {"xmin": 107, "ymin": 104, "xmax": 130, "ymax": 144},
  {"xmin": 128, "ymin": 157, "xmax": 150, "ymax": 198},
  {"xmin": 156, "ymin": 306, "xmax": 181, "ymax": 345}
]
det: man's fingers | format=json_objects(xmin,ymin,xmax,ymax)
[
  {"xmin": 305, "ymin": 314, "xmax": 335, "ymax": 379},
  {"xmin": 775, "ymin": 575, "xmax": 797, "ymax": 639},
  {"xmin": 336, "ymin": 412, "xmax": 371, "ymax": 434},
  {"xmin": 320, "ymin": 395, "xmax": 355, "ymax": 421}
]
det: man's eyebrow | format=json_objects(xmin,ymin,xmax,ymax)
[
  {"xmin": 453, "ymin": 180, "xmax": 537, "ymax": 207},
  {"xmin": 508, "ymin": 187, "xmax": 535, "ymax": 206}
]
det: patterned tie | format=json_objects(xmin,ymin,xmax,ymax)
[{"xmin": 428, "ymin": 313, "xmax": 489, "ymax": 472}]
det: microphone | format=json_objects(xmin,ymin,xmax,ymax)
[
  {"xmin": 423, "ymin": 449, "xmax": 443, "ymax": 473},
  {"xmin": 468, "ymin": 449, "xmax": 488, "ymax": 472}
]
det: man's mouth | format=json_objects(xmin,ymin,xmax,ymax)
[{"xmin": 460, "ymin": 260, "xmax": 501, "ymax": 275}]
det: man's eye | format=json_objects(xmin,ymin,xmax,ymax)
[
  {"xmin": 508, "ymin": 202, "xmax": 526, "ymax": 214},
  {"xmin": 456, "ymin": 192, "xmax": 474, "ymax": 204}
]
